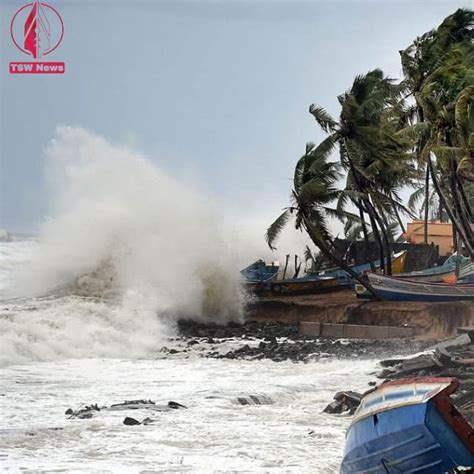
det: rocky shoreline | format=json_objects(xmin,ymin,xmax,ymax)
[
  {"xmin": 176, "ymin": 319, "xmax": 431, "ymax": 362},
  {"xmin": 176, "ymin": 320, "xmax": 473, "ymax": 427}
]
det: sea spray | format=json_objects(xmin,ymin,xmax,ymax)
[{"xmin": 0, "ymin": 126, "xmax": 245, "ymax": 365}]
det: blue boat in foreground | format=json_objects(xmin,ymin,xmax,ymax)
[{"xmin": 341, "ymin": 377, "xmax": 474, "ymax": 473}]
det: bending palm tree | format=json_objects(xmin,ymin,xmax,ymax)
[{"xmin": 265, "ymin": 144, "xmax": 379, "ymax": 298}]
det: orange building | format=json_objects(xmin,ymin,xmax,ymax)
[{"xmin": 405, "ymin": 220, "xmax": 454, "ymax": 256}]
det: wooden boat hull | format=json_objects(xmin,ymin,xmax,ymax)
[
  {"xmin": 357, "ymin": 272, "xmax": 474, "ymax": 302},
  {"xmin": 396, "ymin": 267, "xmax": 458, "ymax": 282},
  {"xmin": 396, "ymin": 256, "xmax": 471, "ymax": 283},
  {"xmin": 341, "ymin": 378, "xmax": 474, "ymax": 473},
  {"xmin": 319, "ymin": 251, "xmax": 407, "ymax": 286},
  {"xmin": 240, "ymin": 260, "xmax": 279, "ymax": 283},
  {"xmin": 269, "ymin": 276, "xmax": 342, "ymax": 296}
]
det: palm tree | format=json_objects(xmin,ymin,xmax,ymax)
[
  {"xmin": 308, "ymin": 69, "xmax": 412, "ymax": 274},
  {"xmin": 399, "ymin": 8, "xmax": 474, "ymax": 256},
  {"xmin": 265, "ymin": 144, "xmax": 379, "ymax": 298}
]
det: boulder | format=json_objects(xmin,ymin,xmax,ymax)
[{"xmin": 123, "ymin": 417, "xmax": 140, "ymax": 426}]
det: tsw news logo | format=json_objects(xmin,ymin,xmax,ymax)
[{"xmin": 9, "ymin": 1, "xmax": 65, "ymax": 74}]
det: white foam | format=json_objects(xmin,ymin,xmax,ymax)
[{"xmin": 1, "ymin": 126, "xmax": 245, "ymax": 365}]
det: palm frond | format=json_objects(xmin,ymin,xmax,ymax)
[
  {"xmin": 308, "ymin": 104, "xmax": 337, "ymax": 133},
  {"xmin": 265, "ymin": 209, "xmax": 291, "ymax": 250}
]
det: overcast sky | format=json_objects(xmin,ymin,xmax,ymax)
[{"xmin": 0, "ymin": 0, "xmax": 469, "ymax": 234}]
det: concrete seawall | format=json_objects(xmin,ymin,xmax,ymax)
[{"xmin": 246, "ymin": 291, "xmax": 474, "ymax": 339}]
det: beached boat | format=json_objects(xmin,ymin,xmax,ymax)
[
  {"xmin": 341, "ymin": 377, "xmax": 474, "ymax": 473},
  {"xmin": 396, "ymin": 254, "xmax": 470, "ymax": 283},
  {"xmin": 317, "ymin": 250, "xmax": 407, "ymax": 287},
  {"xmin": 241, "ymin": 259, "xmax": 280, "ymax": 294},
  {"xmin": 269, "ymin": 275, "xmax": 340, "ymax": 296},
  {"xmin": 240, "ymin": 259, "xmax": 279, "ymax": 282},
  {"xmin": 356, "ymin": 272, "xmax": 474, "ymax": 302},
  {"xmin": 243, "ymin": 252, "xmax": 408, "ymax": 296},
  {"xmin": 460, "ymin": 262, "xmax": 474, "ymax": 282}
]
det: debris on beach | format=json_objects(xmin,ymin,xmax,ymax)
[
  {"xmin": 324, "ymin": 328, "xmax": 474, "ymax": 425},
  {"xmin": 176, "ymin": 320, "xmax": 431, "ymax": 363},
  {"xmin": 66, "ymin": 399, "xmax": 187, "ymax": 420},
  {"xmin": 323, "ymin": 391, "xmax": 362, "ymax": 415}
]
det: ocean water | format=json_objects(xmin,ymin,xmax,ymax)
[
  {"xmin": 0, "ymin": 239, "xmax": 379, "ymax": 473},
  {"xmin": 0, "ymin": 129, "xmax": 379, "ymax": 472}
]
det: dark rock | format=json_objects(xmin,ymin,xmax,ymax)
[
  {"xmin": 168, "ymin": 401, "xmax": 187, "ymax": 409},
  {"xmin": 177, "ymin": 319, "xmax": 432, "ymax": 363},
  {"xmin": 323, "ymin": 400, "xmax": 343, "ymax": 414},
  {"xmin": 435, "ymin": 347, "xmax": 453, "ymax": 367},
  {"xmin": 379, "ymin": 358, "xmax": 405, "ymax": 368},
  {"xmin": 65, "ymin": 408, "xmax": 73, "ymax": 415},
  {"xmin": 324, "ymin": 391, "xmax": 362, "ymax": 415},
  {"xmin": 123, "ymin": 417, "xmax": 140, "ymax": 426}
]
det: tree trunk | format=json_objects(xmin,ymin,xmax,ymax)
[
  {"xmin": 357, "ymin": 201, "xmax": 375, "ymax": 271},
  {"xmin": 456, "ymin": 174, "xmax": 473, "ymax": 221},
  {"xmin": 424, "ymin": 165, "xmax": 430, "ymax": 243},
  {"xmin": 302, "ymin": 217, "xmax": 381, "ymax": 299},
  {"xmin": 377, "ymin": 214, "xmax": 394, "ymax": 275},
  {"xmin": 391, "ymin": 197, "xmax": 406, "ymax": 234},
  {"xmin": 366, "ymin": 198, "xmax": 392, "ymax": 275},
  {"xmin": 429, "ymin": 156, "xmax": 474, "ymax": 257},
  {"xmin": 449, "ymin": 158, "xmax": 474, "ymax": 250}
]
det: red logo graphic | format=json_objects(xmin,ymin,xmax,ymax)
[{"xmin": 9, "ymin": 2, "xmax": 65, "ymax": 74}]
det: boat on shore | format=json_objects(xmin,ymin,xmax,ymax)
[
  {"xmin": 240, "ymin": 259, "xmax": 279, "ymax": 293},
  {"xmin": 356, "ymin": 271, "xmax": 474, "ymax": 302},
  {"xmin": 395, "ymin": 254, "xmax": 470, "ymax": 283},
  {"xmin": 240, "ymin": 259, "xmax": 279, "ymax": 283},
  {"xmin": 268, "ymin": 275, "xmax": 340, "ymax": 296},
  {"xmin": 341, "ymin": 377, "xmax": 474, "ymax": 473},
  {"xmin": 460, "ymin": 262, "xmax": 474, "ymax": 282},
  {"xmin": 242, "ymin": 251, "xmax": 408, "ymax": 297},
  {"xmin": 317, "ymin": 251, "xmax": 407, "ymax": 287}
]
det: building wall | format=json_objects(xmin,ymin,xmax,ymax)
[{"xmin": 406, "ymin": 220, "xmax": 453, "ymax": 256}]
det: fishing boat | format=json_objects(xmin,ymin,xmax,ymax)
[
  {"xmin": 269, "ymin": 275, "xmax": 340, "ymax": 296},
  {"xmin": 243, "ymin": 252, "xmax": 408, "ymax": 296},
  {"xmin": 240, "ymin": 259, "xmax": 279, "ymax": 282},
  {"xmin": 341, "ymin": 377, "xmax": 474, "ymax": 473},
  {"xmin": 459, "ymin": 262, "xmax": 474, "ymax": 282},
  {"xmin": 396, "ymin": 254, "xmax": 470, "ymax": 283},
  {"xmin": 356, "ymin": 272, "xmax": 474, "ymax": 302},
  {"xmin": 240, "ymin": 259, "xmax": 279, "ymax": 294},
  {"xmin": 318, "ymin": 250, "xmax": 407, "ymax": 287}
]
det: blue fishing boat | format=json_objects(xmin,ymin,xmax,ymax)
[
  {"xmin": 396, "ymin": 254, "xmax": 470, "ymax": 283},
  {"xmin": 240, "ymin": 259, "xmax": 279, "ymax": 293},
  {"xmin": 341, "ymin": 377, "xmax": 474, "ymax": 473},
  {"xmin": 459, "ymin": 262, "xmax": 474, "ymax": 283},
  {"xmin": 317, "ymin": 251, "xmax": 407, "ymax": 287},
  {"xmin": 357, "ymin": 272, "xmax": 474, "ymax": 302},
  {"xmin": 240, "ymin": 259, "xmax": 279, "ymax": 282},
  {"xmin": 269, "ymin": 275, "xmax": 340, "ymax": 295}
]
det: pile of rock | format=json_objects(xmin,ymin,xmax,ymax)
[
  {"xmin": 65, "ymin": 399, "xmax": 187, "ymax": 425},
  {"xmin": 177, "ymin": 320, "xmax": 302, "ymax": 340},
  {"xmin": 323, "ymin": 329, "xmax": 474, "ymax": 426},
  {"xmin": 177, "ymin": 320, "xmax": 431, "ymax": 363},
  {"xmin": 323, "ymin": 391, "xmax": 363, "ymax": 415},
  {"xmin": 378, "ymin": 330, "xmax": 474, "ymax": 425}
]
